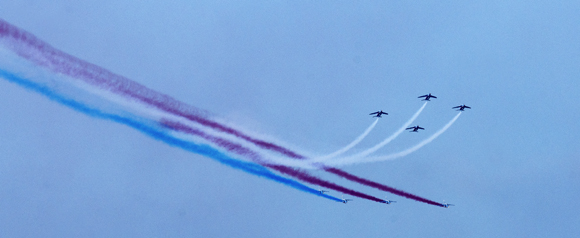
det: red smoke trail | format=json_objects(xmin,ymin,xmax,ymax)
[
  {"xmin": 161, "ymin": 119, "xmax": 265, "ymax": 164},
  {"xmin": 0, "ymin": 19, "xmax": 303, "ymax": 160},
  {"xmin": 162, "ymin": 118, "xmax": 443, "ymax": 206},
  {"xmin": 323, "ymin": 167, "xmax": 444, "ymax": 207},
  {"xmin": 162, "ymin": 119, "xmax": 386, "ymax": 203},
  {"xmin": 266, "ymin": 165, "xmax": 385, "ymax": 203},
  {"xmin": 0, "ymin": 19, "xmax": 442, "ymax": 206}
]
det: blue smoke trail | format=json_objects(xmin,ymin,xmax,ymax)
[{"xmin": 0, "ymin": 68, "xmax": 343, "ymax": 202}]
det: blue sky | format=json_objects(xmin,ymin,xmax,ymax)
[{"xmin": 1, "ymin": 1, "xmax": 579, "ymax": 237}]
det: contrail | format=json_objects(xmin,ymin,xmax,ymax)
[
  {"xmin": 163, "ymin": 117, "xmax": 448, "ymax": 206},
  {"xmin": 348, "ymin": 102, "xmax": 427, "ymax": 159},
  {"xmin": 159, "ymin": 119, "xmax": 319, "ymax": 169},
  {"xmin": 162, "ymin": 119, "xmax": 387, "ymax": 203},
  {"xmin": 323, "ymin": 167, "xmax": 444, "ymax": 207},
  {"xmin": 0, "ymin": 19, "xmax": 307, "ymax": 160},
  {"xmin": 0, "ymin": 69, "xmax": 344, "ymax": 203},
  {"xmin": 328, "ymin": 112, "xmax": 462, "ymax": 166},
  {"xmin": 0, "ymin": 19, "xmax": 445, "ymax": 206},
  {"xmin": 312, "ymin": 118, "xmax": 379, "ymax": 162},
  {"xmin": 267, "ymin": 165, "xmax": 387, "ymax": 203},
  {"xmin": 0, "ymin": 62, "xmax": 384, "ymax": 204}
]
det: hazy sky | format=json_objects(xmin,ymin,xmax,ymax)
[{"xmin": 1, "ymin": 1, "xmax": 579, "ymax": 237}]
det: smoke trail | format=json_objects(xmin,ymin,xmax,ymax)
[
  {"xmin": 0, "ymin": 18, "xmax": 305, "ymax": 160},
  {"xmin": 161, "ymin": 118, "xmax": 438, "ymax": 206},
  {"xmin": 159, "ymin": 119, "xmax": 318, "ymax": 169},
  {"xmin": 328, "ymin": 112, "xmax": 462, "ymax": 166},
  {"xmin": 267, "ymin": 165, "xmax": 386, "ymax": 203},
  {"xmin": 348, "ymin": 102, "xmax": 427, "ymax": 159},
  {"xmin": 162, "ymin": 119, "xmax": 387, "ymax": 203},
  {"xmin": 0, "ymin": 19, "xmax": 445, "ymax": 206},
  {"xmin": 323, "ymin": 167, "xmax": 444, "ymax": 207},
  {"xmin": 312, "ymin": 118, "xmax": 379, "ymax": 162},
  {"xmin": 0, "ymin": 68, "xmax": 343, "ymax": 203}
]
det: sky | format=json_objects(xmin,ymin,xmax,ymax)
[{"xmin": 0, "ymin": 1, "xmax": 579, "ymax": 237}]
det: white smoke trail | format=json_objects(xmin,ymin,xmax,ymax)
[
  {"xmin": 327, "ymin": 112, "xmax": 461, "ymax": 166},
  {"xmin": 311, "ymin": 118, "xmax": 379, "ymax": 162},
  {"xmin": 263, "ymin": 102, "xmax": 429, "ymax": 169},
  {"xmin": 348, "ymin": 102, "xmax": 428, "ymax": 159}
]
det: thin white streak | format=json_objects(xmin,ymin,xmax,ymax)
[
  {"xmin": 328, "ymin": 112, "xmax": 461, "ymax": 166},
  {"xmin": 312, "ymin": 118, "xmax": 379, "ymax": 162},
  {"xmin": 349, "ymin": 102, "xmax": 428, "ymax": 158}
]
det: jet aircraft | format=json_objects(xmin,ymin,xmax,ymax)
[
  {"xmin": 406, "ymin": 125, "xmax": 425, "ymax": 132},
  {"xmin": 382, "ymin": 197, "xmax": 396, "ymax": 204},
  {"xmin": 369, "ymin": 110, "xmax": 388, "ymax": 118},
  {"xmin": 341, "ymin": 196, "xmax": 352, "ymax": 204},
  {"xmin": 452, "ymin": 104, "xmax": 471, "ymax": 111},
  {"xmin": 418, "ymin": 93, "xmax": 437, "ymax": 101},
  {"xmin": 318, "ymin": 189, "xmax": 329, "ymax": 194},
  {"xmin": 442, "ymin": 202, "xmax": 455, "ymax": 208}
]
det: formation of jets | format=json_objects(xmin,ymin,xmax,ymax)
[
  {"xmin": 352, "ymin": 94, "xmax": 468, "ymax": 207},
  {"xmin": 336, "ymin": 195, "xmax": 452, "ymax": 207},
  {"xmin": 333, "ymin": 194, "xmax": 453, "ymax": 208},
  {"xmin": 406, "ymin": 125, "xmax": 425, "ymax": 132},
  {"xmin": 339, "ymin": 197, "xmax": 397, "ymax": 205},
  {"xmin": 369, "ymin": 110, "xmax": 388, "ymax": 118}
]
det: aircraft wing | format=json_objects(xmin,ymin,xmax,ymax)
[
  {"xmin": 369, "ymin": 112, "xmax": 378, "ymax": 115},
  {"xmin": 452, "ymin": 106, "xmax": 460, "ymax": 109},
  {"xmin": 418, "ymin": 95, "xmax": 427, "ymax": 98},
  {"xmin": 465, "ymin": 106, "xmax": 471, "ymax": 109}
]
